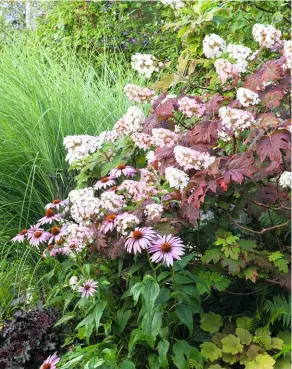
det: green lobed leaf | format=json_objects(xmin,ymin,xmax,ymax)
[{"xmin": 200, "ymin": 312, "xmax": 223, "ymax": 333}]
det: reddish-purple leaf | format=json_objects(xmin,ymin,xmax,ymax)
[
  {"xmin": 256, "ymin": 131, "xmax": 291, "ymax": 163},
  {"xmin": 257, "ymin": 113, "xmax": 280, "ymax": 129},
  {"xmin": 188, "ymin": 120, "xmax": 219, "ymax": 145},
  {"xmin": 244, "ymin": 73, "xmax": 264, "ymax": 92},
  {"xmin": 142, "ymin": 113, "xmax": 159, "ymax": 134},
  {"xmin": 260, "ymin": 89, "xmax": 284, "ymax": 108},
  {"xmin": 180, "ymin": 201, "xmax": 200, "ymax": 226},
  {"xmin": 223, "ymin": 152, "xmax": 256, "ymax": 184},
  {"xmin": 155, "ymin": 97, "xmax": 178, "ymax": 118},
  {"xmin": 205, "ymin": 93, "xmax": 224, "ymax": 116},
  {"xmin": 260, "ymin": 60, "xmax": 282, "ymax": 84}
]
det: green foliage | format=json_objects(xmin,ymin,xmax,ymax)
[
  {"xmin": 35, "ymin": 1, "xmax": 180, "ymax": 64},
  {"xmin": 264, "ymin": 295, "xmax": 291, "ymax": 328}
]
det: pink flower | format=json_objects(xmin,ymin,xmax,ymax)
[
  {"xmin": 43, "ymin": 245, "xmax": 64, "ymax": 258},
  {"xmin": 78, "ymin": 279, "xmax": 98, "ymax": 298},
  {"xmin": 48, "ymin": 226, "xmax": 67, "ymax": 244},
  {"xmin": 27, "ymin": 229, "xmax": 51, "ymax": 247},
  {"xmin": 100, "ymin": 213, "xmax": 117, "ymax": 234},
  {"xmin": 45, "ymin": 199, "xmax": 68, "ymax": 210},
  {"xmin": 12, "ymin": 229, "xmax": 28, "ymax": 243},
  {"xmin": 148, "ymin": 234, "xmax": 185, "ymax": 266},
  {"xmin": 109, "ymin": 164, "xmax": 136, "ymax": 178},
  {"xmin": 40, "ymin": 352, "xmax": 60, "ymax": 369},
  {"xmin": 125, "ymin": 227, "xmax": 157, "ymax": 254},
  {"xmin": 38, "ymin": 209, "xmax": 63, "ymax": 225},
  {"xmin": 94, "ymin": 176, "xmax": 116, "ymax": 190}
]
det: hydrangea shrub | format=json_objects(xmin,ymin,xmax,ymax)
[{"xmin": 12, "ymin": 23, "xmax": 291, "ymax": 369}]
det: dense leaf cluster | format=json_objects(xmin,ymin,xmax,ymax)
[{"xmin": 0, "ymin": 308, "xmax": 60, "ymax": 369}]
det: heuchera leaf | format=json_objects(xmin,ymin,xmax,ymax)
[
  {"xmin": 221, "ymin": 334, "xmax": 243, "ymax": 355},
  {"xmin": 223, "ymin": 152, "xmax": 256, "ymax": 184},
  {"xmin": 200, "ymin": 342, "xmax": 222, "ymax": 362},
  {"xmin": 200, "ymin": 312, "xmax": 223, "ymax": 333},
  {"xmin": 236, "ymin": 328, "xmax": 252, "ymax": 345},
  {"xmin": 256, "ymin": 131, "xmax": 290, "ymax": 163}
]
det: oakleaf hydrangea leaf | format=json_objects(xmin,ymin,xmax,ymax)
[
  {"xmin": 200, "ymin": 342, "xmax": 222, "ymax": 362},
  {"xmin": 236, "ymin": 328, "xmax": 252, "ymax": 345},
  {"xmin": 221, "ymin": 334, "xmax": 243, "ymax": 355},
  {"xmin": 200, "ymin": 312, "xmax": 223, "ymax": 333}
]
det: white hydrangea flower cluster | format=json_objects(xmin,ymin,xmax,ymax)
[
  {"xmin": 146, "ymin": 151, "xmax": 155, "ymax": 165},
  {"xmin": 219, "ymin": 107, "xmax": 255, "ymax": 132},
  {"xmin": 152, "ymin": 128, "xmax": 178, "ymax": 148},
  {"xmin": 145, "ymin": 203, "xmax": 163, "ymax": 220},
  {"xmin": 63, "ymin": 222, "xmax": 94, "ymax": 254},
  {"xmin": 252, "ymin": 24, "xmax": 282, "ymax": 50},
  {"xmin": 178, "ymin": 96, "xmax": 205, "ymax": 118},
  {"xmin": 227, "ymin": 44, "xmax": 252, "ymax": 73},
  {"xmin": 214, "ymin": 59, "xmax": 239, "ymax": 84},
  {"xmin": 203, "ymin": 34, "xmax": 226, "ymax": 59},
  {"xmin": 217, "ymin": 129, "xmax": 232, "ymax": 142},
  {"xmin": 237, "ymin": 88, "xmax": 260, "ymax": 106},
  {"xmin": 140, "ymin": 169, "xmax": 158, "ymax": 184},
  {"xmin": 69, "ymin": 188, "xmax": 103, "ymax": 224},
  {"xmin": 174, "ymin": 145, "xmax": 215, "ymax": 171},
  {"xmin": 131, "ymin": 53, "xmax": 160, "ymax": 78},
  {"xmin": 283, "ymin": 40, "xmax": 292, "ymax": 69},
  {"xmin": 131, "ymin": 132, "xmax": 153, "ymax": 150},
  {"xmin": 118, "ymin": 180, "xmax": 158, "ymax": 201},
  {"xmin": 124, "ymin": 84, "xmax": 156, "ymax": 103},
  {"xmin": 64, "ymin": 135, "xmax": 103, "ymax": 166},
  {"xmin": 160, "ymin": 0, "xmax": 184, "ymax": 10},
  {"xmin": 227, "ymin": 44, "xmax": 252, "ymax": 61},
  {"xmin": 165, "ymin": 167, "xmax": 189, "ymax": 190},
  {"xmin": 115, "ymin": 213, "xmax": 140, "ymax": 235},
  {"xmin": 100, "ymin": 191, "xmax": 126, "ymax": 212},
  {"xmin": 279, "ymin": 171, "xmax": 292, "ymax": 189},
  {"xmin": 113, "ymin": 106, "xmax": 144, "ymax": 135}
]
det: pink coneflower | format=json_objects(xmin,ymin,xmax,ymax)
[
  {"xmin": 125, "ymin": 227, "xmax": 157, "ymax": 254},
  {"xmin": 38, "ymin": 209, "xmax": 63, "ymax": 225},
  {"xmin": 12, "ymin": 229, "xmax": 28, "ymax": 243},
  {"xmin": 100, "ymin": 213, "xmax": 117, "ymax": 234},
  {"xmin": 94, "ymin": 176, "xmax": 116, "ymax": 190},
  {"xmin": 78, "ymin": 279, "xmax": 98, "ymax": 298},
  {"xmin": 43, "ymin": 245, "xmax": 64, "ymax": 258},
  {"xmin": 148, "ymin": 234, "xmax": 185, "ymax": 266},
  {"xmin": 108, "ymin": 185, "xmax": 119, "ymax": 192},
  {"xmin": 40, "ymin": 352, "xmax": 60, "ymax": 369},
  {"xmin": 45, "ymin": 199, "xmax": 68, "ymax": 210},
  {"xmin": 28, "ymin": 229, "xmax": 51, "ymax": 247},
  {"xmin": 48, "ymin": 226, "xmax": 67, "ymax": 244},
  {"xmin": 110, "ymin": 164, "xmax": 136, "ymax": 178}
]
